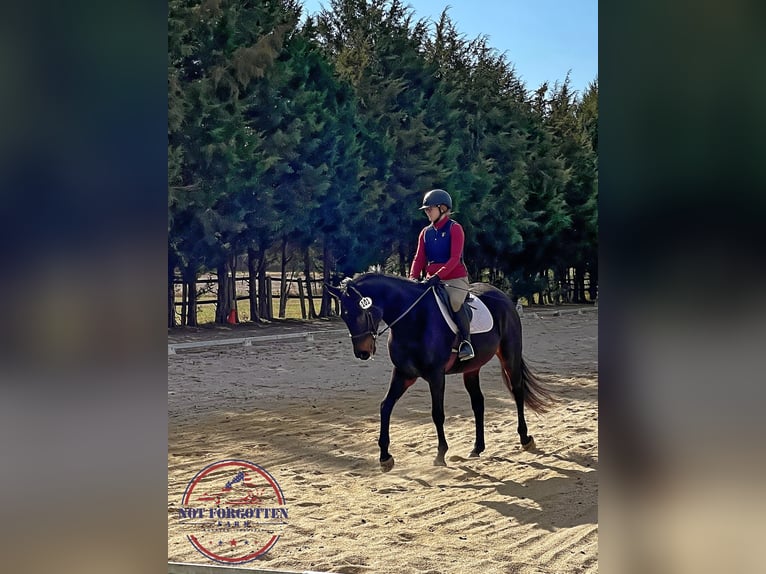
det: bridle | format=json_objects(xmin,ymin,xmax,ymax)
[
  {"xmin": 344, "ymin": 283, "xmax": 381, "ymax": 344},
  {"xmin": 345, "ymin": 285, "xmax": 379, "ymax": 338}
]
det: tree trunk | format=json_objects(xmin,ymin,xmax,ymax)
[
  {"xmin": 303, "ymin": 245, "xmax": 317, "ymax": 319},
  {"xmin": 539, "ymin": 270, "xmax": 548, "ymax": 305},
  {"xmin": 183, "ymin": 266, "xmax": 198, "ymax": 327},
  {"xmin": 257, "ymin": 254, "xmax": 269, "ymax": 320},
  {"xmin": 533, "ymin": 271, "xmax": 542, "ymax": 305},
  {"xmin": 398, "ymin": 243, "xmax": 407, "ymax": 276},
  {"xmin": 247, "ymin": 247, "xmax": 261, "ymax": 323},
  {"xmin": 215, "ymin": 261, "xmax": 232, "ymax": 323},
  {"xmin": 554, "ymin": 266, "xmax": 566, "ymax": 305},
  {"xmin": 320, "ymin": 240, "xmax": 332, "ymax": 317},
  {"xmin": 265, "ymin": 276, "xmax": 274, "ymax": 320},
  {"xmin": 574, "ymin": 265, "xmax": 586, "ymax": 303},
  {"xmin": 180, "ymin": 280, "xmax": 187, "ymax": 326},
  {"xmin": 297, "ymin": 279, "xmax": 307, "ymax": 319},
  {"xmin": 229, "ymin": 253, "xmax": 238, "ymax": 322},
  {"xmin": 587, "ymin": 263, "xmax": 598, "ymax": 303},
  {"xmin": 168, "ymin": 261, "xmax": 176, "ymax": 328},
  {"xmin": 279, "ymin": 236, "xmax": 288, "ymax": 318},
  {"xmin": 214, "ymin": 254, "xmax": 238, "ymax": 324},
  {"xmin": 562, "ymin": 267, "xmax": 571, "ymax": 304}
]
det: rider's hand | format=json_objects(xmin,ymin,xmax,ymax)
[{"xmin": 423, "ymin": 275, "xmax": 441, "ymax": 287}]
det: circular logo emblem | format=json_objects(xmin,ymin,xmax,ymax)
[
  {"xmin": 359, "ymin": 296, "xmax": 373, "ymax": 310},
  {"xmin": 177, "ymin": 459, "xmax": 288, "ymax": 564}
]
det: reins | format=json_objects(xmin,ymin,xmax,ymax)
[
  {"xmin": 376, "ymin": 285, "xmax": 435, "ymax": 336},
  {"xmin": 345, "ymin": 282, "xmax": 437, "ymax": 340}
]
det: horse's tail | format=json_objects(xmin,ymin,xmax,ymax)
[{"xmin": 515, "ymin": 356, "xmax": 556, "ymax": 414}]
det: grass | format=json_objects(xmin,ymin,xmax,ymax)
[{"xmin": 179, "ymin": 297, "xmax": 316, "ymax": 325}]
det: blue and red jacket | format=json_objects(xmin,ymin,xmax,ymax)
[{"xmin": 409, "ymin": 216, "xmax": 469, "ymax": 280}]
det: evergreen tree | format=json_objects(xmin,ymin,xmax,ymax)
[
  {"xmin": 168, "ymin": 0, "xmax": 291, "ymax": 323},
  {"xmin": 546, "ymin": 75, "xmax": 598, "ymax": 302},
  {"xmin": 314, "ymin": 0, "xmax": 444, "ymax": 274},
  {"xmin": 167, "ymin": 0, "xmax": 598, "ymax": 323}
]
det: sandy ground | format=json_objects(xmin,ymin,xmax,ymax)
[{"xmin": 168, "ymin": 308, "xmax": 598, "ymax": 573}]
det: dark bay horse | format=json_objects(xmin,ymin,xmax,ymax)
[{"xmin": 325, "ymin": 272, "xmax": 553, "ymax": 472}]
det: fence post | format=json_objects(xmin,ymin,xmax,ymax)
[
  {"xmin": 306, "ymin": 279, "xmax": 317, "ymax": 319},
  {"xmin": 180, "ymin": 281, "xmax": 187, "ymax": 326},
  {"xmin": 297, "ymin": 280, "xmax": 307, "ymax": 319}
]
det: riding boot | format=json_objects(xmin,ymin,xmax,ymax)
[{"xmin": 454, "ymin": 305, "xmax": 475, "ymax": 361}]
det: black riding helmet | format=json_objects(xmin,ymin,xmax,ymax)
[{"xmin": 419, "ymin": 189, "xmax": 452, "ymax": 210}]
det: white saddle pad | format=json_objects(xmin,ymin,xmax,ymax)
[{"xmin": 434, "ymin": 291, "xmax": 493, "ymax": 334}]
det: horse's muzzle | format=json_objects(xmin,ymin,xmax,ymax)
[{"xmin": 352, "ymin": 336, "xmax": 376, "ymax": 360}]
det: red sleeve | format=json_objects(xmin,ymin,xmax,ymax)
[
  {"xmin": 432, "ymin": 222, "xmax": 465, "ymax": 278},
  {"xmin": 409, "ymin": 228, "xmax": 427, "ymax": 279}
]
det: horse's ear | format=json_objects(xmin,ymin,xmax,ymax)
[{"xmin": 325, "ymin": 283, "xmax": 341, "ymax": 299}]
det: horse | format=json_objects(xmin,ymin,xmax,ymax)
[{"xmin": 325, "ymin": 272, "xmax": 553, "ymax": 472}]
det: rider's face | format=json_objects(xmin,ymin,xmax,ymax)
[{"xmin": 425, "ymin": 205, "xmax": 441, "ymax": 223}]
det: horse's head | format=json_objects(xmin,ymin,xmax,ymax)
[{"xmin": 325, "ymin": 279, "xmax": 383, "ymax": 360}]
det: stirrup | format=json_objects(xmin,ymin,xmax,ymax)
[{"xmin": 458, "ymin": 340, "xmax": 475, "ymax": 361}]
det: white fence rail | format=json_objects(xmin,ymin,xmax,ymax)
[{"xmin": 168, "ymin": 329, "xmax": 348, "ymax": 355}]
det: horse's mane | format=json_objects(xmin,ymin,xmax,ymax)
[
  {"xmin": 344, "ymin": 272, "xmax": 509, "ymax": 301},
  {"xmin": 359, "ymin": 271, "xmax": 410, "ymax": 280},
  {"xmin": 340, "ymin": 272, "xmax": 417, "ymax": 294},
  {"xmin": 356, "ymin": 272, "xmax": 416, "ymax": 284}
]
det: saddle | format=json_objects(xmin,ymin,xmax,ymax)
[
  {"xmin": 434, "ymin": 283, "xmax": 472, "ymax": 322},
  {"xmin": 432, "ymin": 284, "xmax": 493, "ymax": 335}
]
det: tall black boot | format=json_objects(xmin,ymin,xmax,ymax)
[{"xmin": 454, "ymin": 305, "xmax": 475, "ymax": 361}]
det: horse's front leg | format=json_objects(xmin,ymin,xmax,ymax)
[
  {"xmin": 426, "ymin": 371, "xmax": 449, "ymax": 466},
  {"xmin": 378, "ymin": 369, "xmax": 414, "ymax": 472}
]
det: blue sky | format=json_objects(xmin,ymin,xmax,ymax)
[{"xmin": 300, "ymin": 0, "xmax": 598, "ymax": 96}]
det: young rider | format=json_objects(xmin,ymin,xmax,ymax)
[{"xmin": 409, "ymin": 189, "xmax": 475, "ymax": 361}]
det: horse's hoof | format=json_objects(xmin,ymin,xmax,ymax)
[
  {"xmin": 380, "ymin": 457, "xmax": 395, "ymax": 472},
  {"xmin": 522, "ymin": 436, "xmax": 536, "ymax": 451},
  {"xmin": 433, "ymin": 456, "xmax": 447, "ymax": 467},
  {"xmin": 469, "ymin": 450, "xmax": 481, "ymax": 458}
]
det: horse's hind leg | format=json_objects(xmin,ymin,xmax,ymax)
[
  {"xmin": 463, "ymin": 370, "xmax": 485, "ymax": 457},
  {"xmin": 498, "ymin": 351, "xmax": 535, "ymax": 451},
  {"xmin": 426, "ymin": 371, "xmax": 449, "ymax": 466}
]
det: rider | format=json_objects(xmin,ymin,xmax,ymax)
[{"xmin": 409, "ymin": 189, "xmax": 475, "ymax": 361}]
